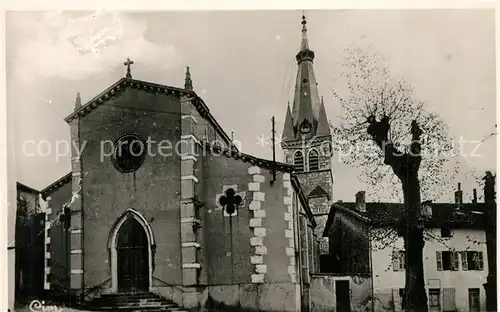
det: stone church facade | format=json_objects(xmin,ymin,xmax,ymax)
[{"xmin": 39, "ymin": 16, "xmax": 332, "ymax": 312}]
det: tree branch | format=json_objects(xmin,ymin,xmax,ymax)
[{"xmin": 367, "ymin": 114, "xmax": 405, "ymax": 178}]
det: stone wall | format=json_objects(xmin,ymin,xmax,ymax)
[
  {"xmin": 45, "ymin": 182, "xmax": 72, "ymax": 291},
  {"xmin": 199, "ymin": 155, "xmax": 301, "ymax": 311}
]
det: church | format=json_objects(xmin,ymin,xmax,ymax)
[{"xmin": 37, "ymin": 15, "xmax": 334, "ymax": 311}]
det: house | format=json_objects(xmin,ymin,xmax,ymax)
[
  {"xmin": 33, "ymin": 16, "xmax": 325, "ymax": 312},
  {"xmin": 323, "ymin": 184, "xmax": 490, "ymax": 312},
  {"xmin": 15, "ymin": 183, "xmax": 46, "ymax": 303},
  {"xmin": 311, "ymin": 192, "xmax": 373, "ymax": 312}
]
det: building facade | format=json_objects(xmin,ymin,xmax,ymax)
[
  {"xmin": 32, "ymin": 20, "xmax": 326, "ymax": 310},
  {"xmin": 373, "ymin": 227, "xmax": 487, "ymax": 312},
  {"xmin": 323, "ymin": 186, "xmax": 490, "ymax": 312}
]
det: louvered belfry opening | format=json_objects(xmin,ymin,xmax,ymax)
[
  {"xmin": 294, "ymin": 151, "xmax": 305, "ymax": 171},
  {"xmin": 308, "ymin": 149, "xmax": 319, "ymax": 171}
]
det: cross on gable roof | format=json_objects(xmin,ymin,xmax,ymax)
[{"xmin": 123, "ymin": 57, "xmax": 134, "ymax": 79}]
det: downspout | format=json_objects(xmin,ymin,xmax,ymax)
[
  {"xmin": 293, "ymin": 193, "xmax": 303, "ymax": 310},
  {"xmin": 369, "ymin": 224, "xmax": 375, "ymax": 312}
]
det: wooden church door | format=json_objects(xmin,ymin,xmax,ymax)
[{"xmin": 116, "ymin": 217, "xmax": 149, "ymax": 292}]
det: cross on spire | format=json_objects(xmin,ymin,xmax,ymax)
[
  {"xmin": 124, "ymin": 57, "xmax": 134, "ymax": 79},
  {"xmin": 301, "ymin": 12, "xmax": 307, "ymax": 32}
]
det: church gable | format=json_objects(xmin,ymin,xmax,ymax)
[
  {"xmin": 66, "ymin": 79, "xmax": 187, "ymax": 123},
  {"xmin": 65, "ymin": 78, "xmax": 234, "ymax": 149},
  {"xmin": 77, "ymin": 87, "xmax": 182, "ymax": 140}
]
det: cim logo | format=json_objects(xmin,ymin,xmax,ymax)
[{"xmin": 29, "ymin": 300, "xmax": 63, "ymax": 312}]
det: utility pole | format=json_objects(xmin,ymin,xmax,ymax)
[{"xmin": 270, "ymin": 117, "xmax": 277, "ymax": 184}]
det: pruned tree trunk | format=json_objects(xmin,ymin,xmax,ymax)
[
  {"xmin": 368, "ymin": 116, "xmax": 428, "ymax": 312},
  {"xmin": 483, "ymin": 171, "xmax": 496, "ymax": 312},
  {"xmin": 402, "ymin": 175, "xmax": 428, "ymax": 312}
]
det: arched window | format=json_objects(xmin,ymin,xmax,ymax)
[
  {"xmin": 308, "ymin": 149, "xmax": 319, "ymax": 171},
  {"xmin": 293, "ymin": 151, "xmax": 305, "ymax": 172}
]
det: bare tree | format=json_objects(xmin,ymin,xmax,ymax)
[{"xmin": 332, "ymin": 47, "xmax": 477, "ymax": 311}]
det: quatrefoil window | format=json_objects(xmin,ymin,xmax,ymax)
[{"xmin": 219, "ymin": 188, "xmax": 242, "ymax": 216}]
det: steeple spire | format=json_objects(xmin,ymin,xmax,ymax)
[
  {"xmin": 300, "ymin": 14, "xmax": 309, "ymax": 51},
  {"xmin": 316, "ymin": 96, "xmax": 331, "ymax": 136},
  {"xmin": 282, "ymin": 102, "xmax": 295, "ymax": 142},
  {"xmin": 74, "ymin": 92, "xmax": 82, "ymax": 111},
  {"xmin": 280, "ymin": 16, "xmax": 334, "ymax": 262},
  {"xmin": 289, "ymin": 14, "xmax": 322, "ymax": 140},
  {"xmin": 184, "ymin": 66, "xmax": 193, "ymax": 91},
  {"xmin": 296, "ymin": 13, "xmax": 314, "ymax": 64}
]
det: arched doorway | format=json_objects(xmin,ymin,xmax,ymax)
[{"xmin": 116, "ymin": 217, "xmax": 149, "ymax": 292}]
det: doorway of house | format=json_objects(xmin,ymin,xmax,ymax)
[{"xmin": 336, "ymin": 280, "xmax": 351, "ymax": 312}]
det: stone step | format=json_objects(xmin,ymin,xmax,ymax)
[
  {"xmin": 100, "ymin": 292, "xmax": 157, "ymax": 299},
  {"xmin": 84, "ymin": 305, "xmax": 187, "ymax": 311},
  {"xmin": 92, "ymin": 297, "xmax": 167, "ymax": 305},
  {"xmin": 84, "ymin": 292, "xmax": 186, "ymax": 312}
]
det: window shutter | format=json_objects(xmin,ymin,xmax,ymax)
[
  {"xmin": 392, "ymin": 288, "xmax": 402, "ymax": 312},
  {"xmin": 461, "ymin": 251, "xmax": 468, "ymax": 271},
  {"xmin": 443, "ymin": 288, "xmax": 456, "ymax": 311},
  {"xmin": 452, "ymin": 252, "xmax": 460, "ymax": 271},
  {"xmin": 478, "ymin": 252, "xmax": 484, "ymax": 270},
  {"xmin": 436, "ymin": 251, "xmax": 443, "ymax": 271},
  {"xmin": 392, "ymin": 250, "xmax": 399, "ymax": 271}
]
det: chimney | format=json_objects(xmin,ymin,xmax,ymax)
[
  {"xmin": 472, "ymin": 188, "xmax": 478, "ymax": 204},
  {"xmin": 455, "ymin": 183, "xmax": 463, "ymax": 208},
  {"xmin": 421, "ymin": 200, "xmax": 433, "ymax": 217},
  {"xmin": 483, "ymin": 171, "xmax": 496, "ymax": 204},
  {"xmin": 355, "ymin": 191, "xmax": 366, "ymax": 213}
]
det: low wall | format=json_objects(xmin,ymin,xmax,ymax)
[
  {"xmin": 200, "ymin": 283, "xmax": 300, "ymax": 312},
  {"xmin": 372, "ymin": 290, "xmax": 394, "ymax": 312},
  {"xmin": 310, "ymin": 274, "xmax": 373, "ymax": 312}
]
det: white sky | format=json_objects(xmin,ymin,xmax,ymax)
[{"xmin": 6, "ymin": 9, "xmax": 497, "ymax": 202}]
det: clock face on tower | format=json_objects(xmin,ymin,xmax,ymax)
[{"xmin": 112, "ymin": 133, "xmax": 147, "ymax": 173}]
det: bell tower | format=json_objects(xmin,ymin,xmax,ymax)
[{"xmin": 281, "ymin": 15, "xmax": 333, "ymax": 272}]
